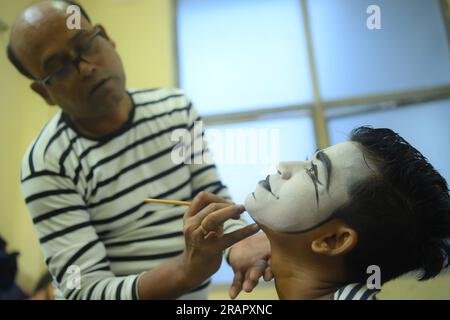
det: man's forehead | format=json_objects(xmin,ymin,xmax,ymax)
[
  {"xmin": 13, "ymin": 1, "xmax": 71, "ymax": 31},
  {"xmin": 10, "ymin": 2, "xmax": 91, "ymax": 74},
  {"xmin": 21, "ymin": 0, "xmax": 72, "ymax": 25}
]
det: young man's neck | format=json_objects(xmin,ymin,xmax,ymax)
[
  {"xmin": 271, "ymin": 252, "xmax": 345, "ymax": 300},
  {"xmin": 71, "ymin": 92, "xmax": 132, "ymax": 138},
  {"xmin": 275, "ymin": 269, "xmax": 338, "ymax": 300}
]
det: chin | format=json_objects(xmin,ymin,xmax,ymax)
[
  {"xmin": 244, "ymin": 193, "xmax": 254, "ymax": 211},
  {"xmin": 244, "ymin": 194, "xmax": 262, "ymax": 223}
]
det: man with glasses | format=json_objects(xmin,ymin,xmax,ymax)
[{"xmin": 8, "ymin": 0, "xmax": 271, "ymax": 300}]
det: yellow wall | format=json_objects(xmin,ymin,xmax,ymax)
[
  {"xmin": 0, "ymin": 0, "xmax": 176, "ymax": 293},
  {"xmin": 0, "ymin": 0, "xmax": 52, "ymax": 293},
  {"xmin": 79, "ymin": 0, "xmax": 177, "ymax": 89}
]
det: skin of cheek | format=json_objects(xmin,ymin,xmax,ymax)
[
  {"xmin": 245, "ymin": 142, "xmax": 374, "ymax": 233},
  {"xmin": 245, "ymin": 176, "xmax": 349, "ymax": 232}
]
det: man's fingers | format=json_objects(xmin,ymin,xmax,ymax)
[
  {"xmin": 228, "ymin": 271, "xmax": 243, "ymax": 300},
  {"xmin": 200, "ymin": 204, "xmax": 244, "ymax": 231},
  {"xmin": 187, "ymin": 203, "xmax": 231, "ymax": 238},
  {"xmin": 242, "ymin": 260, "xmax": 266, "ymax": 292},
  {"xmin": 264, "ymin": 266, "xmax": 274, "ymax": 281},
  {"xmin": 218, "ymin": 224, "xmax": 260, "ymax": 249},
  {"xmin": 185, "ymin": 192, "xmax": 234, "ymax": 218},
  {"xmin": 243, "ymin": 279, "xmax": 258, "ymax": 292},
  {"xmin": 193, "ymin": 202, "xmax": 236, "ymax": 226},
  {"xmin": 249, "ymin": 260, "xmax": 267, "ymax": 282}
]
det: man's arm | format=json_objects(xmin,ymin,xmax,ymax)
[
  {"xmin": 21, "ymin": 168, "xmax": 142, "ymax": 299},
  {"xmin": 22, "ymin": 161, "xmax": 259, "ymax": 299}
]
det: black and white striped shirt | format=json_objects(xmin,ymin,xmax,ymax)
[
  {"xmin": 20, "ymin": 88, "xmax": 247, "ymax": 300},
  {"xmin": 331, "ymin": 283, "xmax": 380, "ymax": 300}
]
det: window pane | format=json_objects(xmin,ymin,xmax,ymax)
[
  {"xmin": 177, "ymin": 0, "xmax": 313, "ymax": 115},
  {"xmin": 328, "ymin": 99, "xmax": 450, "ymax": 182},
  {"xmin": 205, "ymin": 115, "xmax": 316, "ymax": 283},
  {"xmin": 309, "ymin": 0, "xmax": 450, "ymax": 100}
]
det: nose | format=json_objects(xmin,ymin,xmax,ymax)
[
  {"xmin": 278, "ymin": 161, "xmax": 309, "ymax": 179},
  {"xmin": 277, "ymin": 162, "xmax": 293, "ymax": 180},
  {"xmin": 77, "ymin": 57, "xmax": 96, "ymax": 79}
]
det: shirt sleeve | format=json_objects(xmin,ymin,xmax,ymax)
[{"xmin": 21, "ymin": 164, "xmax": 140, "ymax": 300}]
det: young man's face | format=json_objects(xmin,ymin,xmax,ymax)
[{"xmin": 245, "ymin": 141, "xmax": 375, "ymax": 232}]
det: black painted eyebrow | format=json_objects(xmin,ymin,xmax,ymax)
[
  {"xmin": 316, "ymin": 150, "xmax": 332, "ymax": 192},
  {"xmin": 305, "ymin": 168, "xmax": 319, "ymax": 206}
]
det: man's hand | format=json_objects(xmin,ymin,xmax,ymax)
[
  {"xmin": 227, "ymin": 232, "xmax": 273, "ymax": 299},
  {"xmin": 180, "ymin": 192, "xmax": 261, "ymax": 290}
]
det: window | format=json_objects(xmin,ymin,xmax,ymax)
[
  {"xmin": 328, "ymin": 99, "xmax": 450, "ymax": 182},
  {"xmin": 176, "ymin": 0, "xmax": 450, "ymax": 285},
  {"xmin": 309, "ymin": 0, "xmax": 450, "ymax": 100},
  {"xmin": 177, "ymin": 0, "xmax": 312, "ymax": 115}
]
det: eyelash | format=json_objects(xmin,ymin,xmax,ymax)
[
  {"xmin": 306, "ymin": 163, "xmax": 321, "ymax": 184},
  {"xmin": 306, "ymin": 166, "xmax": 316, "ymax": 179}
]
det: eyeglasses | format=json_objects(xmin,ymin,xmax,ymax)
[{"xmin": 36, "ymin": 27, "xmax": 102, "ymax": 86}]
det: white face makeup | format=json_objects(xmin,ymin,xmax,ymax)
[{"xmin": 244, "ymin": 141, "xmax": 375, "ymax": 232}]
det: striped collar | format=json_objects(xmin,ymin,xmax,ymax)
[{"xmin": 331, "ymin": 283, "xmax": 380, "ymax": 300}]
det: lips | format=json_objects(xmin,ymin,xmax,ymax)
[
  {"xmin": 89, "ymin": 78, "xmax": 110, "ymax": 96},
  {"xmin": 258, "ymin": 175, "xmax": 272, "ymax": 192}
]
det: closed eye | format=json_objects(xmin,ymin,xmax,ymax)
[
  {"xmin": 311, "ymin": 162, "xmax": 322, "ymax": 185},
  {"xmin": 306, "ymin": 164, "xmax": 320, "ymax": 206}
]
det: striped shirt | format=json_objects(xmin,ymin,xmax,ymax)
[
  {"xmin": 20, "ymin": 88, "xmax": 247, "ymax": 300},
  {"xmin": 331, "ymin": 283, "xmax": 380, "ymax": 300}
]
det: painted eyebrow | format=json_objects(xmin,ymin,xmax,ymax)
[
  {"xmin": 305, "ymin": 167, "xmax": 319, "ymax": 206},
  {"xmin": 315, "ymin": 150, "xmax": 332, "ymax": 192}
]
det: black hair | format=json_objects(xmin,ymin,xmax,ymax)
[
  {"xmin": 333, "ymin": 126, "xmax": 450, "ymax": 284},
  {"xmin": 7, "ymin": 0, "xmax": 92, "ymax": 80}
]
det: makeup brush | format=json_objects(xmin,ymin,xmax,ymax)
[{"xmin": 144, "ymin": 198, "xmax": 191, "ymax": 206}]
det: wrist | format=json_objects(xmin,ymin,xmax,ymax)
[{"xmin": 175, "ymin": 253, "xmax": 201, "ymax": 293}]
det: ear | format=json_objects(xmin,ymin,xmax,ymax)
[
  {"xmin": 311, "ymin": 227, "xmax": 357, "ymax": 257},
  {"xmin": 30, "ymin": 82, "xmax": 56, "ymax": 106},
  {"xmin": 96, "ymin": 24, "xmax": 116, "ymax": 48}
]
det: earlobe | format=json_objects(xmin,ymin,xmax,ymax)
[{"xmin": 31, "ymin": 82, "xmax": 55, "ymax": 106}]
